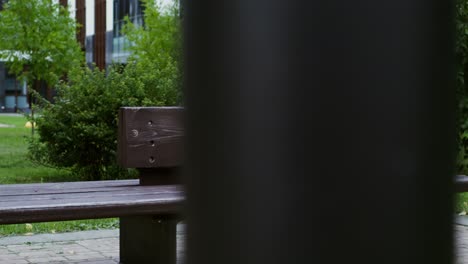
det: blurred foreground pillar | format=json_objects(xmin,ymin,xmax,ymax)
[{"xmin": 184, "ymin": 1, "xmax": 456, "ymax": 263}]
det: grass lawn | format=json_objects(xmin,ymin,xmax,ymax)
[{"xmin": 0, "ymin": 114, "xmax": 118, "ymax": 237}]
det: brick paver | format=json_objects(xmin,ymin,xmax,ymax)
[
  {"xmin": 0, "ymin": 224, "xmax": 185, "ymax": 264},
  {"xmin": 0, "ymin": 237, "xmax": 119, "ymax": 264}
]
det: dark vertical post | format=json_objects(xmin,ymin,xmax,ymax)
[
  {"xmin": 76, "ymin": 0, "xmax": 86, "ymax": 51},
  {"xmin": 120, "ymin": 215, "xmax": 178, "ymax": 264},
  {"xmin": 94, "ymin": 0, "xmax": 106, "ymax": 70},
  {"xmin": 14, "ymin": 79, "xmax": 17, "ymax": 113},
  {"xmin": 185, "ymin": 1, "xmax": 455, "ymax": 264}
]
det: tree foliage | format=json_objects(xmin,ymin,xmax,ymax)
[
  {"xmin": 123, "ymin": 0, "xmax": 182, "ymax": 104},
  {"xmin": 0, "ymin": 0, "xmax": 82, "ymax": 86},
  {"xmin": 456, "ymin": 0, "xmax": 468, "ymax": 173}
]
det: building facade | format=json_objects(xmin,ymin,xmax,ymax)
[
  {"xmin": 0, "ymin": 0, "xmax": 26, "ymax": 111},
  {"xmin": 70, "ymin": 0, "xmax": 146, "ymax": 69}
]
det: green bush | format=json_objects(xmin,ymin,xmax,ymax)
[
  {"xmin": 28, "ymin": 64, "xmax": 179, "ymax": 180},
  {"xmin": 456, "ymin": 0, "xmax": 468, "ymax": 174}
]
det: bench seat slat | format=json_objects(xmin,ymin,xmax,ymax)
[
  {"xmin": 0, "ymin": 180, "xmax": 184, "ymax": 224},
  {"xmin": 0, "ymin": 188, "xmax": 182, "ymax": 203},
  {"xmin": 0, "ymin": 184, "xmax": 181, "ymax": 197},
  {"xmin": 0, "ymin": 180, "xmax": 140, "ymax": 195}
]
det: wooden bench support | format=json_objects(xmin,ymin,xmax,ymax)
[
  {"xmin": 117, "ymin": 107, "xmax": 184, "ymax": 263},
  {"xmin": 456, "ymin": 175, "xmax": 468, "ymax": 192},
  {"xmin": 120, "ymin": 215, "xmax": 178, "ymax": 264}
]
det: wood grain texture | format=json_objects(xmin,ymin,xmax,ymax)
[
  {"xmin": 118, "ymin": 107, "xmax": 184, "ymax": 168},
  {"xmin": 0, "ymin": 180, "xmax": 184, "ymax": 224},
  {"xmin": 75, "ymin": 0, "xmax": 86, "ymax": 50},
  {"xmin": 94, "ymin": 0, "xmax": 106, "ymax": 70}
]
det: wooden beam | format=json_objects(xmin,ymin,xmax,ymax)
[
  {"xmin": 76, "ymin": 0, "xmax": 86, "ymax": 50},
  {"xmin": 94, "ymin": 0, "xmax": 106, "ymax": 70}
]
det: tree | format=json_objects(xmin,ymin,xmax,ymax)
[
  {"xmin": 0, "ymin": 0, "xmax": 82, "ymax": 95},
  {"xmin": 123, "ymin": 0, "xmax": 182, "ymax": 105}
]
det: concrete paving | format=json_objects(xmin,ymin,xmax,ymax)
[
  {"xmin": 456, "ymin": 225, "xmax": 468, "ymax": 264},
  {"xmin": 0, "ymin": 224, "xmax": 185, "ymax": 264},
  {"xmin": 0, "ymin": 232, "xmax": 119, "ymax": 264}
]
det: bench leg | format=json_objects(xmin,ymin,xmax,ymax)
[{"xmin": 120, "ymin": 215, "xmax": 178, "ymax": 264}]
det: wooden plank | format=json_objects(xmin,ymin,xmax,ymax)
[
  {"xmin": 118, "ymin": 107, "xmax": 184, "ymax": 168},
  {"xmin": 0, "ymin": 181, "xmax": 182, "ymax": 196},
  {"xmin": 0, "ymin": 192, "xmax": 184, "ymax": 224},
  {"xmin": 0, "ymin": 202, "xmax": 183, "ymax": 225},
  {"xmin": 0, "ymin": 191, "xmax": 183, "ymax": 209},
  {"xmin": 0, "ymin": 180, "xmax": 184, "ymax": 224},
  {"xmin": 0, "ymin": 180, "xmax": 140, "ymax": 196},
  {"xmin": 0, "ymin": 186, "xmax": 182, "ymax": 202}
]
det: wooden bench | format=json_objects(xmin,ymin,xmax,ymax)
[
  {"xmin": 456, "ymin": 175, "xmax": 468, "ymax": 193},
  {"xmin": 0, "ymin": 107, "xmax": 185, "ymax": 264}
]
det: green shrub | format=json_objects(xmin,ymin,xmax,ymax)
[
  {"xmin": 28, "ymin": 64, "xmax": 179, "ymax": 180},
  {"xmin": 456, "ymin": 0, "xmax": 468, "ymax": 174}
]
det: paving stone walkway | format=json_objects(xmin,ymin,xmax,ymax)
[
  {"xmin": 457, "ymin": 224, "xmax": 468, "ymax": 264},
  {"xmin": 2, "ymin": 222, "xmax": 468, "ymax": 263},
  {"xmin": 0, "ymin": 224, "xmax": 185, "ymax": 264}
]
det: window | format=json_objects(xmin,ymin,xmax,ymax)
[
  {"xmin": 113, "ymin": 0, "xmax": 144, "ymax": 62},
  {"xmin": 113, "ymin": 0, "xmax": 144, "ymax": 38}
]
